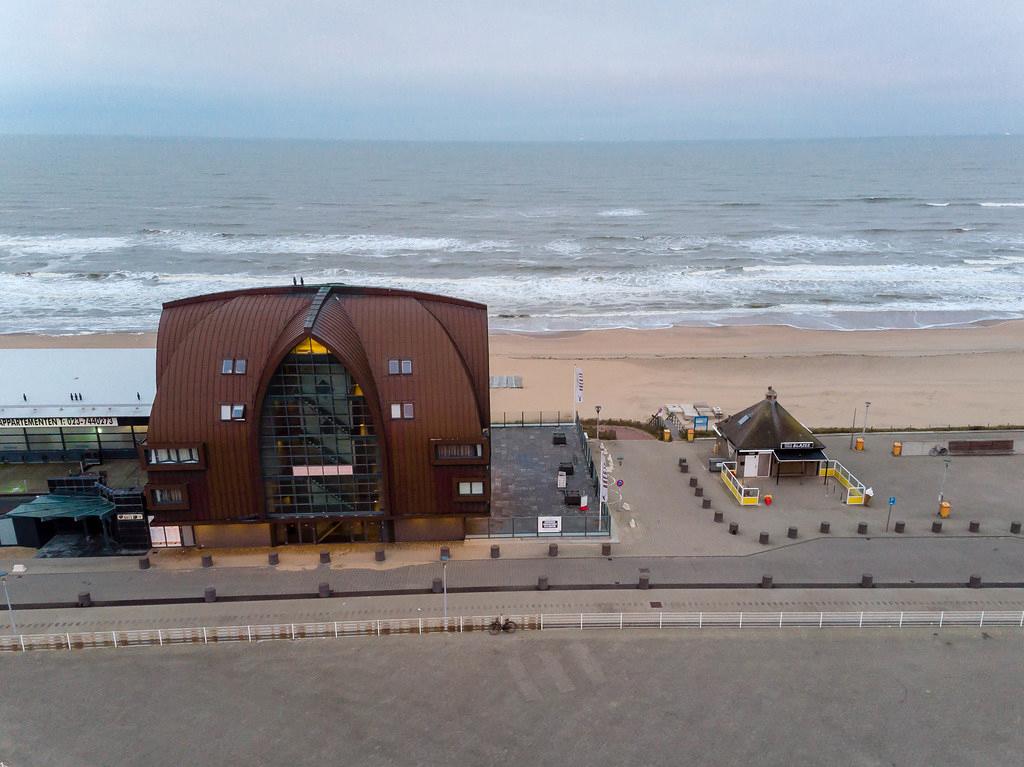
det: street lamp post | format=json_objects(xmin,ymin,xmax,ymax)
[
  {"xmin": 0, "ymin": 571, "xmax": 16, "ymax": 637},
  {"xmin": 439, "ymin": 549, "xmax": 450, "ymax": 622},
  {"xmin": 938, "ymin": 458, "xmax": 952, "ymax": 508},
  {"xmin": 861, "ymin": 401, "xmax": 871, "ymax": 447},
  {"xmin": 595, "ymin": 404, "xmax": 602, "ymax": 443}
]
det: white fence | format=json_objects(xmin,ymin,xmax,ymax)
[{"xmin": 1, "ymin": 610, "xmax": 1021, "ymax": 653}]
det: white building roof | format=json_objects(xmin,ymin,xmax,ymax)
[{"xmin": 0, "ymin": 348, "xmax": 156, "ymax": 420}]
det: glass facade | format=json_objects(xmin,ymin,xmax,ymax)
[
  {"xmin": 260, "ymin": 339, "xmax": 383, "ymax": 516},
  {"xmin": 0, "ymin": 424, "xmax": 147, "ymax": 458}
]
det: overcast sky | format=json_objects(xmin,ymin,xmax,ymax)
[{"xmin": 2, "ymin": 0, "xmax": 1022, "ymax": 140}]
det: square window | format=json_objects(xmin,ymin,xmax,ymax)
[
  {"xmin": 390, "ymin": 403, "xmax": 402, "ymax": 419},
  {"xmin": 458, "ymin": 481, "xmax": 472, "ymax": 495},
  {"xmin": 234, "ymin": 359, "xmax": 247, "ymax": 374},
  {"xmin": 403, "ymin": 402, "xmax": 415, "ymax": 419},
  {"xmin": 472, "ymin": 481, "xmax": 484, "ymax": 495},
  {"xmin": 220, "ymin": 404, "xmax": 232, "ymax": 421},
  {"xmin": 388, "ymin": 359, "xmax": 400, "ymax": 375},
  {"xmin": 401, "ymin": 359, "xmax": 413, "ymax": 375},
  {"xmin": 221, "ymin": 359, "xmax": 233, "ymax": 374}
]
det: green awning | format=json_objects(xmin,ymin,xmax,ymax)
[{"xmin": 5, "ymin": 494, "xmax": 115, "ymax": 521}]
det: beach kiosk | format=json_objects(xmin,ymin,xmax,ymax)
[{"xmin": 714, "ymin": 387, "xmax": 827, "ymax": 483}]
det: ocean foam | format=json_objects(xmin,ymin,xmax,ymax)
[
  {"xmin": 0, "ymin": 235, "xmax": 132, "ymax": 257},
  {"xmin": 598, "ymin": 208, "xmax": 646, "ymax": 217},
  {"xmin": 978, "ymin": 202, "xmax": 1024, "ymax": 207},
  {"xmin": 742, "ymin": 234, "xmax": 874, "ymax": 254}
]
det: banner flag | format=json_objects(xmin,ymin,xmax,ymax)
[{"xmin": 574, "ymin": 367, "xmax": 584, "ymax": 404}]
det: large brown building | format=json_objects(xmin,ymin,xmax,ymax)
[{"xmin": 141, "ymin": 284, "xmax": 490, "ymax": 546}]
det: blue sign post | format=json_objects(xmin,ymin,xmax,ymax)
[{"xmin": 886, "ymin": 496, "xmax": 896, "ymax": 532}]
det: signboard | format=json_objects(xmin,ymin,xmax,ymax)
[
  {"xmin": 538, "ymin": 516, "xmax": 562, "ymax": 533},
  {"xmin": 116, "ymin": 512, "xmax": 144, "ymax": 521},
  {"xmin": 889, "ymin": 496, "xmax": 896, "ymax": 506},
  {"xmin": 574, "ymin": 367, "xmax": 584, "ymax": 404},
  {"xmin": 599, "ymin": 449, "xmax": 610, "ymax": 506},
  {"xmin": 616, "ymin": 479, "xmax": 624, "ymax": 487},
  {"xmin": 0, "ymin": 417, "xmax": 118, "ymax": 428},
  {"xmin": 780, "ymin": 441, "xmax": 814, "ymax": 449}
]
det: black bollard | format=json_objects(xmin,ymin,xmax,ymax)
[
  {"xmin": 702, "ymin": 498, "xmax": 712, "ymax": 509},
  {"xmin": 857, "ymin": 522, "xmax": 868, "ymax": 535},
  {"xmin": 861, "ymin": 574, "xmax": 874, "ymax": 588},
  {"xmin": 548, "ymin": 543, "xmax": 558, "ymax": 557},
  {"xmin": 729, "ymin": 522, "xmax": 739, "ymax": 535},
  {"xmin": 201, "ymin": 554, "xmax": 213, "ymax": 568},
  {"xmin": 138, "ymin": 556, "xmax": 150, "ymax": 570},
  {"xmin": 894, "ymin": 521, "xmax": 906, "ymax": 533},
  {"xmin": 490, "ymin": 544, "xmax": 500, "ymax": 559},
  {"xmin": 689, "ymin": 477, "xmax": 698, "ymax": 488},
  {"xmin": 319, "ymin": 551, "xmax": 331, "ymax": 565},
  {"xmin": 77, "ymin": 591, "xmax": 92, "ymax": 608},
  {"xmin": 787, "ymin": 526, "xmax": 798, "ymax": 540},
  {"xmin": 695, "ymin": 487, "xmax": 704, "ymax": 498},
  {"xmin": 761, "ymin": 574, "xmax": 773, "ymax": 589},
  {"xmin": 932, "ymin": 521, "xmax": 942, "ymax": 533},
  {"xmin": 268, "ymin": 552, "xmax": 279, "ymax": 566},
  {"xmin": 680, "ymin": 464, "xmax": 689, "ymax": 474},
  {"xmin": 819, "ymin": 522, "xmax": 831, "ymax": 534},
  {"xmin": 638, "ymin": 574, "xmax": 650, "ymax": 590},
  {"xmin": 204, "ymin": 586, "xmax": 216, "ymax": 603},
  {"xmin": 375, "ymin": 549, "xmax": 386, "ymax": 562},
  {"xmin": 601, "ymin": 543, "xmax": 612, "ymax": 556},
  {"xmin": 537, "ymin": 575, "xmax": 549, "ymax": 591},
  {"xmin": 969, "ymin": 521, "xmax": 980, "ymax": 533},
  {"xmin": 969, "ymin": 574, "xmax": 982, "ymax": 588},
  {"xmin": 1012, "ymin": 522, "xmax": 1022, "ymax": 535},
  {"xmin": 759, "ymin": 531, "xmax": 770, "ymax": 545},
  {"xmin": 318, "ymin": 582, "xmax": 331, "ymax": 598},
  {"xmin": 713, "ymin": 511, "xmax": 724, "ymax": 523},
  {"xmin": 431, "ymin": 578, "xmax": 442, "ymax": 594}
]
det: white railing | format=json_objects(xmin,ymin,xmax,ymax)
[{"xmin": 1, "ymin": 610, "xmax": 1020, "ymax": 653}]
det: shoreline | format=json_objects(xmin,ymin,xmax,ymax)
[{"xmin": 4, "ymin": 320, "xmax": 1024, "ymax": 428}]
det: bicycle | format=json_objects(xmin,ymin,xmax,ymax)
[{"xmin": 488, "ymin": 616, "xmax": 518, "ymax": 635}]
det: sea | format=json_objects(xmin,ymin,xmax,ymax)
[{"xmin": 0, "ymin": 134, "xmax": 1022, "ymax": 335}]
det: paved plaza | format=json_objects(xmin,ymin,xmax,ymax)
[{"xmin": 2, "ymin": 627, "xmax": 1021, "ymax": 766}]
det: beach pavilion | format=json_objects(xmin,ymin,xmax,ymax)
[{"xmin": 714, "ymin": 387, "xmax": 827, "ymax": 482}]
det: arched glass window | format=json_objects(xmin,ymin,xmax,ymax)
[{"xmin": 260, "ymin": 339, "xmax": 383, "ymax": 515}]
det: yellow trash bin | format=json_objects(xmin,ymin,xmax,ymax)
[
  {"xmin": 891, "ymin": 440, "xmax": 902, "ymax": 456},
  {"xmin": 687, "ymin": 428, "xmax": 695, "ymax": 442},
  {"xmin": 939, "ymin": 500, "xmax": 951, "ymax": 518},
  {"xmin": 855, "ymin": 437, "xmax": 865, "ymax": 451},
  {"xmin": 662, "ymin": 428, "xmax": 671, "ymax": 442}
]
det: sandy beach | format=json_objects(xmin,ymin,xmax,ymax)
[{"xmin": 4, "ymin": 321, "xmax": 1024, "ymax": 429}]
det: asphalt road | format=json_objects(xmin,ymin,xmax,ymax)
[{"xmin": 2, "ymin": 628, "xmax": 1021, "ymax": 766}]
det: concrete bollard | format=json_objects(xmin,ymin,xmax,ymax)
[
  {"xmin": 932, "ymin": 521, "xmax": 942, "ymax": 533},
  {"xmin": 819, "ymin": 522, "xmax": 831, "ymax": 534},
  {"xmin": 969, "ymin": 574, "xmax": 982, "ymax": 588},
  {"xmin": 204, "ymin": 586, "xmax": 216, "ymax": 603},
  {"xmin": 375, "ymin": 549, "xmax": 386, "ymax": 562},
  {"xmin": 702, "ymin": 498, "xmax": 712, "ymax": 509},
  {"xmin": 318, "ymin": 582, "xmax": 331, "ymax": 598},
  {"xmin": 537, "ymin": 575, "xmax": 549, "ymax": 591},
  {"xmin": 759, "ymin": 531, "xmax": 770, "ymax": 545},
  {"xmin": 431, "ymin": 578, "xmax": 442, "ymax": 594},
  {"xmin": 319, "ymin": 551, "xmax": 331, "ymax": 565},
  {"xmin": 201, "ymin": 554, "xmax": 213, "ymax": 568},
  {"xmin": 638, "ymin": 574, "xmax": 650, "ymax": 590},
  {"xmin": 601, "ymin": 543, "xmax": 612, "ymax": 556},
  {"xmin": 713, "ymin": 511, "xmax": 724, "ymax": 523},
  {"xmin": 689, "ymin": 476, "xmax": 698, "ymax": 487},
  {"xmin": 761, "ymin": 574, "xmax": 773, "ymax": 589},
  {"xmin": 694, "ymin": 487, "xmax": 704, "ymax": 498},
  {"xmin": 787, "ymin": 526, "xmax": 798, "ymax": 540},
  {"xmin": 857, "ymin": 522, "xmax": 868, "ymax": 535},
  {"xmin": 548, "ymin": 543, "xmax": 558, "ymax": 557},
  {"xmin": 77, "ymin": 591, "xmax": 92, "ymax": 608},
  {"xmin": 138, "ymin": 556, "xmax": 150, "ymax": 570},
  {"xmin": 1012, "ymin": 521, "xmax": 1022, "ymax": 535},
  {"xmin": 728, "ymin": 522, "xmax": 739, "ymax": 535},
  {"xmin": 861, "ymin": 574, "xmax": 874, "ymax": 588},
  {"xmin": 894, "ymin": 521, "xmax": 906, "ymax": 533},
  {"xmin": 268, "ymin": 552, "xmax": 279, "ymax": 566},
  {"xmin": 969, "ymin": 521, "xmax": 980, "ymax": 533},
  {"xmin": 490, "ymin": 544, "xmax": 500, "ymax": 559}
]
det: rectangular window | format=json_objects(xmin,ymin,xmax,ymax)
[
  {"xmin": 390, "ymin": 403, "xmax": 403, "ymax": 419},
  {"xmin": 458, "ymin": 481, "xmax": 485, "ymax": 496},
  {"xmin": 401, "ymin": 359, "xmax": 413, "ymax": 375},
  {"xmin": 221, "ymin": 359, "xmax": 234, "ymax": 374},
  {"xmin": 234, "ymin": 359, "xmax": 247, "ymax": 374},
  {"xmin": 388, "ymin": 359, "xmax": 400, "ymax": 375},
  {"xmin": 147, "ymin": 447, "xmax": 202, "ymax": 465},
  {"xmin": 402, "ymin": 403, "xmax": 415, "ymax": 419},
  {"xmin": 152, "ymin": 487, "xmax": 184, "ymax": 505},
  {"xmin": 220, "ymin": 404, "xmax": 232, "ymax": 421},
  {"xmin": 435, "ymin": 443, "xmax": 483, "ymax": 460},
  {"xmin": 221, "ymin": 358, "xmax": 247, "ymax": 374},
  {"xmin": 231, "ymin": 404, "xmax": 246, "ymax": 420}
]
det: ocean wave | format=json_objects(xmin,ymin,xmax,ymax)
[
  {"xmin": 598, "ymin": 208, "xmax": 646, "ymax": 217},
  {"xmin": 742, "ymin": 234, "xmax": 874, "ymax": 254},
  {"xmin": 978, "ymin": 202, "xmax": 1024, "ymax": 208},
  {"xmin": 0, "ymin": 235, "xmax": 132, "ymax": 256},
  {"xmin": 545, "ymin": 239, "xmax": 583, "ymax": 256},
  {"xmin": 923, "ymin": 202, "xmax": 950, "ymax": 207}
]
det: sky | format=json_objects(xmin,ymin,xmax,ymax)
[{"xmin": 2, "ymin": 0, "xmax": 1023, "ymax": 141}]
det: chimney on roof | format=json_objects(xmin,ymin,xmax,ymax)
[{"xmin": 766, "ymin": 386, "xmax": 777, "ymax": 401}]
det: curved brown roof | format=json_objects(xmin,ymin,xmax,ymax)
[{"xmin": 163, "ymin": 284, "xmax": 486, "ymax": 311}]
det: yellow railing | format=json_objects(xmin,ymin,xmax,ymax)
[
  {"xmin": 819, "ymin": 460, "xmax": 866, "ymax": 505},
  {"xmin": 721, "ymin": 461, "xmax": 760, "ymax": 506}
]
